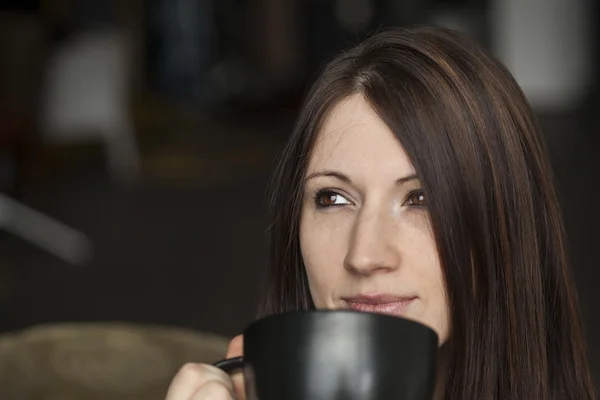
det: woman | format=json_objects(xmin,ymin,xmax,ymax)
[{"xmin": 166, "ymin": 26, "xmax": 597, "ymax": 399}]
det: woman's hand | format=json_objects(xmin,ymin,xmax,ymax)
[{"xmin": 165, "ymin": 335, "xmax": 245, "ymax": 399}]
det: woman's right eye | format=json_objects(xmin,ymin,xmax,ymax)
[{"xmin": 314, "ymin": 190, "xmax": 351, "ymax": 208}]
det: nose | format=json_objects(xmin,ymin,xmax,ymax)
[{"xmin": 343, "ymin": 205, "xmax": 401, "ymax": 276}]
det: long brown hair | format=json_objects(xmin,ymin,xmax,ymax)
[{"xmin": 260, "ymin": 26, "xmax": 596, "ymax": 399}]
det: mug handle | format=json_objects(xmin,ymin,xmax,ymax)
[{"xmin": 213, "ymin": 356, "xmax": 245, "ymax": 373}]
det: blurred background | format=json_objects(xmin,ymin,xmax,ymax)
[{"xmin": 0, "ymin": 0, "xmax": 598, "ymax": 398}]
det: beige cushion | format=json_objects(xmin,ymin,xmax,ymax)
[{"xmin": 0, "ymin": 323, "xmax": 229, "ymax": 400}]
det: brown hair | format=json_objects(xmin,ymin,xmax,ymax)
[{"xmin": 260, "ymin": 26, "xmax": 597, "ymax": 399}]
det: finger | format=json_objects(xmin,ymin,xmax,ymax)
[
  {"xmin": 190, "ymin": 379, "xmax": 235, "ymax": 400},
  {"xmin": 225, "ymin": 335, "xmax": 244, "ymax": 358},
  {"xmin": 225, "ymin": 335, "xmax": 245, "ymax": 400},
  {"xmin": 166, "ymin": 363, "xmax": 233, "ymax": 400}
]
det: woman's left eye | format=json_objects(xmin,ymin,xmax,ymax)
[
  {"xmin": 314, "ymin": 190, "xmax": 351, "ymax": 208},
  {"xmin": 404, "ymin": 190, "xmax": 427, "ymax": 207}
]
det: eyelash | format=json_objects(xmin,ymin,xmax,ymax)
[{"xmin": 312, "ymin": 189, "xmax": 427, "ymax": 209}]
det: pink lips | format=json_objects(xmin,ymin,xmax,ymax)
[{"xmin": 342, "ymin": 294, "xmax": 417, "ymax": 316}]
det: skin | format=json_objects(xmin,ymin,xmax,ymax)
[
  {"xmin": 300, "ymin": 94, "xmax": 449, "ymax": 344},
  {"xmin": 165, "ymin": 94, "xmax": 449, "ymax": 399},
  {"xmin": 165, "ymin": 336, "xmax": 244, "ymax": 400}
]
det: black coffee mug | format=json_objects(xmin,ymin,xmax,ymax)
[{"xmin": 213, "ymin": 310, "xmax": 438, "ymax": 400}]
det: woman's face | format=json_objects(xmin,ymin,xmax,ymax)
[{"xmin": 299, "ymin": 94, "xmax": 450, "ymax": 344}]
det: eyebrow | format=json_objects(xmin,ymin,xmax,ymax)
[{"xmin": 305, "ymin": 170, "xmax": 419, "ymax": 185}]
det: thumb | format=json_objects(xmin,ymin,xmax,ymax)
[{"xmin": 226, "ymin": 335, "xmax": 245, "ymax": 399}]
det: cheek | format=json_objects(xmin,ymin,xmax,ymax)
[
  {"xmin": 420, "ymin": 248, "xmax": 450, "ymax": 343},
  {"xmin": 299, "ymin": 211, "xmax": 349, "ymax": 307},
  {"xmin": 403, "ymin": 221, "xmax": 450, "ymax": 344},
  {"xmin": 426, "ymin": 273, "xmax": 450, "ymax": 344}
]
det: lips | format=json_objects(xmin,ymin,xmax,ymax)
[{"xmin": 341, "ymin": 294, "xmax": 417, "ymax": 316}]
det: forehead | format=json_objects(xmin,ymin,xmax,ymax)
[{"xmin": 308, "ymin": 94, "xmax": 414, "ymax": 176}]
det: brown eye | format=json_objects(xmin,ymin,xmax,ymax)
[
  {"xmin": 320, "ymin": 193, "xmax": 338, "ymax": 206},
  {"xmin": 315, "ymin": 190, "xmax": 351, "ymax": 208},
  {"xmin": 405, "ymin": 190, "xmax": 427, "ymax": 207}
]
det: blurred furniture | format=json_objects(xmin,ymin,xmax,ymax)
[
  {"xmin": 491, "ymin": 0, "xmax": 593, "ymax": 111},
  {"xmin": 0, "ymin": 323, "xmax": 229, "ymax": 400},
  {"xmin": 39, "ymin": 28, "xmax": 141, "ymax": 182},
  {"xmin": 0, "ymin": 12, "xmax": 93, "ymax": 265},
  {"xmin": 0, "ymin": 193, "xmax": 93, "ymax": 265}
]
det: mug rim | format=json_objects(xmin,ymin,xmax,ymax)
[{"xmin": 244, "ymin": 309, "xmax": 438, "ymax": 340}]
